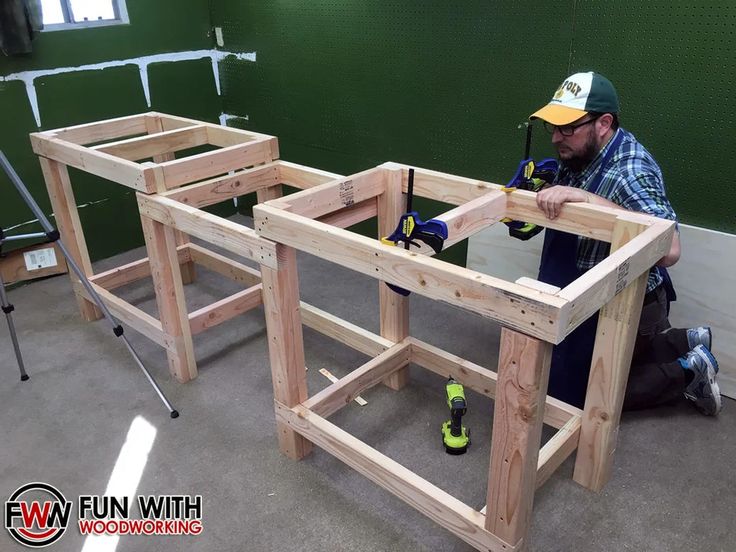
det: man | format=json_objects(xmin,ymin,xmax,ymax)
[{"xmin": 528, "ymin": 71, "xmax": 721, "ymax": 415}]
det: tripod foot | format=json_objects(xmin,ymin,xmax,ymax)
[
  {"xmin": 21, "ymin": 374, "xmax": 29, "ymax": 381},
  {"xmin": 170, "ymin": 410, "xmax": 180, "ymax": 419}
]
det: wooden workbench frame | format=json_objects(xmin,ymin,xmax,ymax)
[
  {"xmin": 30, "ymin": 112, "xmax": 284, "ymax": 381},
  {"xmin": 251, "ymin": 162, "xmax": 675, "ymax": 551}
]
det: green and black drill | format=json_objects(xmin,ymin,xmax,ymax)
[{"xmin": 441, "ymin": 377, "xmax": 470, "ymax": 455}]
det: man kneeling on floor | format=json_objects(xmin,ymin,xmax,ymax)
[{"xmin": 527, "ymin": 71, "xmax": 721, "ymax": 416}]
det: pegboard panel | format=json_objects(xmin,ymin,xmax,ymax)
[
  {"xmin": 570, "ymin": 2, "xmax": 736, "ymax": 232},
  {"xmin": 212, "ymin": 1, "xmax": 573, "ymax": 182}
]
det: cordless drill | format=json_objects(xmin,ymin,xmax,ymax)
[{"xmin": 441, "ymin": 377, "xmax": 470, "ymax": 455}]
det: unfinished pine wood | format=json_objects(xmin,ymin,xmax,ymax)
[
  {"xmin": 31, "ymin": 135, "xmax": 156, "ymax": 192},
  {"xmin": 299, "ymin": 302, "xmax": 393, "ymax": 357},
  {"xmin": 277, "ymin": 160, "xmax": 342, "ymax": 188},
  {"xmin": 39, "ymin": 113, "xmax": 149, "ymax": 145},
  {"xmin": 254, "ymin": 204, "xmax": 565, "ymax": 343},
  {"xmin": 377, "ymin": 169, "xmax": 410, "ymax": 390},
  {"xmin": 317, "ymin": 199, "xmax": 377, "ymax": 229},
  {"xmin": 88, "ymin": 245, "xmax": 191, "ymax": 291},
  {"xmin": 260, "ymin": 244, "xmax": 311, "ymax": 460},
  {"xmin": 158, "ymin": 139, "xmax": 276, "ymax": 189},
  {"xmin": 188, "ymin": 284, "xmax": 263, "ymax": 335},
  {"xmin": 256, "ymin": 184, "xmax": 283, "ymax": 204},
  {"xmin": 91, "ymin": 126, "xmax": 208, "ymax": 161},
  {"xmin": 304, "ymin": 342, "xmax": 411, "ymax": 418},
  {"xmin": 318, "ymin": 368, "xmax": 368, "ymax": 406},
  {"xmin": 137, "ymin": 193, "xmax": 279, "ymax": 269},
  {"xmin": 143, "ymin": 114, "xmax": 197, "ymax": 285},
  {"xmin": 536, "ymin": 415, "xmax": 581, "ymax": 489},
  {"xmin": 557, "ymin": 218, "xmax": 674, "ymax": 338},
  {"xmin": 486, "ymin": 328, "xmax": 552, "ymax": 546},
  {"xmin": 407, "ymin": 337, "xmax": 581, "ymax": 430},
  {"xmin": 73, "ymin": 281, "xmax": 167, "ymax": 348},
  {"xmin": 268, "ymin": 167, "xmax": 386, "ymax": 219},
  {"xmin": 573, "ymin": 218, "xmax": 650, "ymax": 492},
  {"xmin": 0, "ymin": 242, "xmax": 67, "ymax": 285},
  {"xmin": 38, "ymin": 157, "xmax": 101, "ymax": 321},
  {"xmin": 276, "ymin": 402, "xmax": 516, "ymax": 552},
  {"xmin": 140, "ymin": 215, "xmax": 197, "ymax": 382},
  {"xmin": 186, "ymin": 243, "xmax": 261, "ymax": 287},
  {"xmin": 162, "ymin": 163, "xmax": 281, "ymax": 208}
]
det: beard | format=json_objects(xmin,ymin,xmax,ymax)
[{"xmin": 558, "ymin": 131, "xmax": 599, "ymax": 173}]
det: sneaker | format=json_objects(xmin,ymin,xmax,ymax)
[
  {"xmin": 681, "ymin": 345, "xmax": 722, "ymax": 416},
  {"xmin": 687, "ymin": 327, "xmax": 712, "ymax": 350}
]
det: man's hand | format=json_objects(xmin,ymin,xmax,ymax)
[{"xmin": 536, "ymin": 185, "xmax": 590, "ymax": 220}]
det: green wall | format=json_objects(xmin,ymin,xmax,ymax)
[
  {"xmin": 211, "ymin": 1, "xmax": 736, "ymax": 236},
  {"xmin": 0, "ymin": 0, "xmax": 223, "ymax": 260}
]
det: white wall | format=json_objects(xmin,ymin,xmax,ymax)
[{"xmin": 467, "ymin": 223, "xmax": 736, "ymax": 399}]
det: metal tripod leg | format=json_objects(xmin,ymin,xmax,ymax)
[
  {"xmin": 0, "ymin": 273, "xmax": 29, "ymax": 381},
  {"xmin": 0, "ymin": 150, "xmax": 178, "ymax": 418}
]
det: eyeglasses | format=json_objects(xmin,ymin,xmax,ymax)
[{"xmin": 543, "ymin": 115, "xmax": 601, "ymax": 137}]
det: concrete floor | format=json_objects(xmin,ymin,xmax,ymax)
[{"xmin": 1, "ymin": 226, "xmax": 734, "ymax": 552}]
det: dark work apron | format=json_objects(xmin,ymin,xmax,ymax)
[{"xmin": 538, "ymin": 130, "xmax": 629, "ymax": 407}]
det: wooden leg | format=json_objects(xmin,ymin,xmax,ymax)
[
  {"xmin": 377, "ymin": 168, "xmax": 409, "ymax": 390},
  {"xmin": 144, "ymin": 114, "xmax": 196, "ymax": 285},
  {"xmin": 257, "ymin": 184, "xmax": 283, "ymax": 204},
  {"xmin": 39, "ymin": 157, "xmax": 102, "ymax": 322},
  {"xmin": 486, "ymin": 327, "xmax": 552, "ymax": 548},
  {"xmin": 573, "ymin": 218, "xmax": 649, "ymax": 491},
  {"xmin": 261, "ymin": 244, "xmax": 312, "ymax": 460},
  {"xmin": 140, "ymin": 214, "xmax": 197, "ymax": 383}
]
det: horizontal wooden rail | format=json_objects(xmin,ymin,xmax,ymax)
[{"xmin": 188, "ymin": 284, "xmax": 263, "ymax": 335}]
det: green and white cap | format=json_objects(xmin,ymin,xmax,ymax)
[{"xmin": 530, "ymin": 71, "xmax": 619, "ymax": 125}]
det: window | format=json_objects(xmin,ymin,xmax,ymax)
[{"xmin": 41, "ymin": 0, "xmax": 129, "ymax": 31}]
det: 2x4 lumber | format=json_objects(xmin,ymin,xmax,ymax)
[
  {"xmin": 161, "ymin": 163, "xmax": 281, "ymax": 208},
  {"xmin": 515, "ymin": 277, "xmax": 561, "ymax": 295},
  {"xmin": 31, "ymin": 138, "xmax": 155, "ymax": 192},
  {"xmin": 303, "ymin": 342, "xmax": 412, "ymax": 418},
  {"xmin": 400, "ymin": 190, "xmax": 508, "ymax": 257},
  {"xmin": 276, "ymin": 402, "xmax": 515, "ymax": 552},
  {"xmin": 88, "ymin": 245, "xmax": 191, "ymax": 291},
  {"xmin": 38, "ymin": 157, "xmax": 101, "ymax": 321},
  {"xmin": 299, "ymin": 302, "xmax": 393, "ymax": 357},
  {"xmin": 261, "ymin": 244, "xmax": 312, "ymax": 460},
  {"xmin": 143, "ymin": 114, "xmax": 197, "ymax": 284},
  {"xmin": 573, "ymin": 218, "xmax": 651, "ymax": 492},
  {"xmin": 140, "ymin": 215, "xmax": 197, "ymax": 383},
  {"xmin": 256, "ymin": 184, "xmax": 283, "ymax": 204},
  {"xmin": 277, "ymin": 160, "xmax": 342, "ymax": 189},
  {"xmin": 407, "ymin": 337, "xmax": 581, "ymax": 430},
  {"xmin": 266, "ymin": 167, "xmax": 386, "ymax": 219},
  {"xmin": 157, "ymin": 138, "xmax": 277, "ymax": 189},
  {"xmin": 188, "ymin": 284, "xmax": 263, "ymax": 335},
  {"xmin": 317, "ymin": 198, "xmax": 377, "ymax": 229},
  {"xmin": 382, "ymin": 163, "xmax": 501, "ymax": 206},
  {"xmin": 73, "ymin": 281, "xmax": 166, "ymax": 348},
  {"xmin": 254, "ymin": 204, "xmax": 566, "ymax": 343},
  {"xmin": 91, "ymin": 126, "xmax": 208, "ymax": 161},
  {"xmin": 556, "ymin": 217, "xmax": 675, "ymax": 339},
  {"xmin": 186, "ymin": 243, "xmax": 261, "ymax": 287},
  {"xmin": 136, "ymin": 193, "xmax": 279, "ymax": 269},
  {"xmin": 155, "ymin": 112, "xmax": 274, "ymax": 141},
  {"xmin": 486, "ymin": 328, "xmax": 553, "ymax": 545},
  {"xmin": 377, "ymin": 169, "xmax": 410, "ymax": 390},
  {"xmin": 39, "ymin": 113, "xmax": 149, "ymax": 145},
  {"xmin": 205, "ymin": 125, "xmax": 256, "ymax": 147},
  {"xmin": 536, "ymin": 415, "xmax": 582, "ymax": 490}
]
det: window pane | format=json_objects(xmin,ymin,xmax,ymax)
[
  {"xmin": 41, "ymin": 0, "xmax": 65, "ymax": 24},
  {"xmin": 70, "ymin": 0, "xmax": 116, "ymax": 22}
]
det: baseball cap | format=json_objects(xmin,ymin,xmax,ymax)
[{"xmin": 529, "ymin": 71, "xmax": 619, "ymax": 125}]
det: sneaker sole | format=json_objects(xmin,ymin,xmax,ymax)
[{"xmin": 685, "ymin": 364, "xmax": 722, "ymax": 416}]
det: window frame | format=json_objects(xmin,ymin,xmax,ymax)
[{"xmin": 41, "ymin": 0, "xmax": 129, "ymax": 32}]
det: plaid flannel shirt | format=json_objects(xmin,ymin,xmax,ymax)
[{"xmin": 554, "ymin": 128, "xmax": 677, "ymax": 292}]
